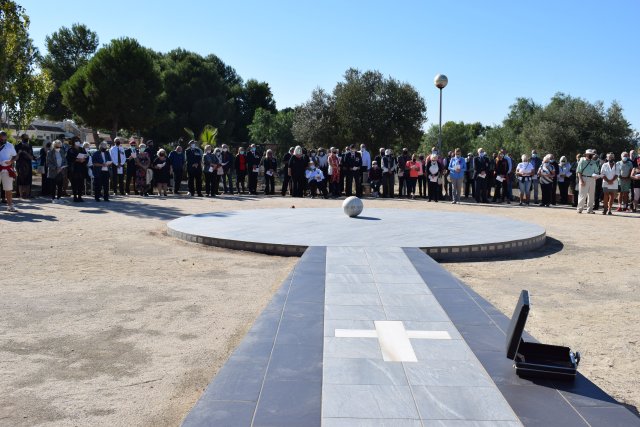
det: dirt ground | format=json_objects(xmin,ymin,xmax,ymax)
[{"xmin": 0, "ymin": 191, "xmax": 638, "ymax": 426}]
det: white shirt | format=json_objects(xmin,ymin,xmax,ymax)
[
  {"xmin": 516, "ymin": 162, "xmax": 534, "ymax": 176},
  {"xmin": 0, "ymin": 142, "xmax": 17, "ymax": 165},
  {"xmin": 600, "ymin": 162, "xmax": 620, "ymax": 190},
  {"xmin": 360, "ymin": 149, "xmax": 371, "ymax": 169},
  {"xmin": 109, "ymin": 146, "xmax": 126, "ymax": 166},
  {"xmin": 305, "ymin": 168, "xmax": 325, "ymax": 182}
]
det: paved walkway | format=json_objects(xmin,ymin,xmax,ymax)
[{"xmin": 182, "ymin": 246, "xmax": 640, "ymax": 427}]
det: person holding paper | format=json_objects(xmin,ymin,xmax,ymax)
[
  {"xmin": 110, "ymin": 138, "xmax": 126, "ymax": 196},
  {"xmin": 261, "ymin": 149, "xmax": 277, "ymax": 195},
  {"xmin": 537, "ymin": 154, "xmax": 555, "ymax": 207},
  {"xmin": 427, "ymin": 154, "xmax": 443, "ymax": 202},
  {"xmin": 381, "ymin": 149, "xmax": 396, "ymax": 198},
  {"xmin": 344, "ymin": 144, "xmax": 363, "ymax": 198},
  {"xmin": 516, "ymin": 154, "xmax": 535, "ymax": 205},
  {"xmin": 234, "ymin": 147, "xmax": 248, "ymax": 194},
  {"xmin": 448, "ymin": 148, "xmax": 466, "ymax": 204},
  {"xmin": 576, "ymin": 148, "xmax": 599, "ymax": 213},
  {"xmin": 305, "ymin": 161, "xmax": 328, "ymax": 199},
  {"xmin": 406, "ymin": 154, "xmax": 422, "ymax": 199},
  {"xmin": 125, "ymin": 139, "xmax": 139, "ymax": 195},
  {"xmin": 168, "ymin": 145, "xmax": 184, "ymax": 195},
  {"xmin": 492, "ymin": 152, "xmax": 510, "ymax": 203},
  {"xmin": 557, "ymin": 156, "xmax": 572, "ymax": 204},
  {"xmin": 328, "ymin": 148, "xmax": 341, "ymax": 198},
  {"xmin": 135, "ymin": 144, "xmax": 151, "ymax": 196},
  {"xmin": 46, "ymin": 140, "xmax": 69, "ymax": 203},
  {"xmin": 91, "ymin": 141, "xmax": 112, "ymax": 202},
  {"xmin": 247, "ymin": 144, "xmax": 261, "ymax": 195},
  {"xmin": 67, "ymin": 138, "xmax": 88, "ymax": 202},
  {"xmin": 616, "ymin": 151, "xmax": 633, "ymax": 211},
  {"xmin": 600, "ymin": 153, "xmax": 620, "ymax": 215},
  {"xmin": 203, "ymin": 145, "xmax": 216, "ymax": 197},
  {"xmin": 153, "ymin": 149, "xmax": 171, "ymax": 197},
  {"xmin": 185, "ymin": 140, "xmax": 204, "ymax": 197}
]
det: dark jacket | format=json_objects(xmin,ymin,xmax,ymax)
[
  {"xmin": 220, "ymin": 151, "xmax": 234, "ymax": 172},
  {"xmin": 247, "ymin": 151, "xmax": 261, "ymax": 172},
  {"xmin": 185, "ymin": 147, "xmax": 203, "ymax": 170},
  {"xmin": 473, "ymin": 156, "xmax": 490, "ymax": 178},
  {"xmin": 91, "ymin": 150, "xmax": 112, "ymax": 177}
]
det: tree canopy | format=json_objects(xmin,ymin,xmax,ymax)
[
  {"xmin": 40, "ymin": 23, "xmax": 99, "ymax": 120},
  {"xmin": 293, "ymin": 69, "xmax": 426, "ymax": 152},
  {"xmin": 61, "ymin": 37, "xmax": 162, "ymax": 139}
]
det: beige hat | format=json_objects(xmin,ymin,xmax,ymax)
[{"xmin": 585, "ymin": 149, "xmax": 595, "ymax": 155}]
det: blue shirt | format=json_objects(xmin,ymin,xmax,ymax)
[{"xmin": 448, "ymin": 156, "xmax": 467, "ymax": 179}]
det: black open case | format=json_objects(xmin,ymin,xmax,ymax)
[{"xmin": 506, "ymin": 290, "xmax": 580, "ymax": 381}]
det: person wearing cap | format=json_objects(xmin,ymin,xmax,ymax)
[
  {"xmin": 288, "ymin": 146, "xmax": 307, "ymax": 197},
  {"xmin": 125, "ymin": 139, "xmax": 139, "ymax": 195},
  {"xmin": 464, "ymin": 152, "xmax": 475, "ymax": 199},
  {"xmin": 91, "ymin": 141, "xmax": 113, "ymax": 201},
  {"xmin": 600, "ymin": 152, "xmax": 620, "ymax": 215},
  {"xmin": 616, "ymin": 151, "xmax": 633, "ymax": 211},
  {"xmin": 473, "ymin": 148, "xmax": 490, "ymax": 203},
  {"xmin": 576, "ymin": 148, "xmax": 599, "ymax": 213},
  {"xmin": 247, "ymin": 143, "xmax": 260, "ymax": 195},
  {"xmin": 344, "ymin": 144, "xmax": 363, "ymax": 198},
  {"xmin": 15, "ymin": 133, "xmax": 33, "ymax": 199},
  {"xmin": 305, "ymin": 161, "xmax": 328, "ymax": 198},
  {"xmin": 185, "ymin": 140, "xmax": 203, "ymax": 197},
  {"xmin": 529, "ymin": 149, "xmax": 542, "ymax": 203},
  {"xmin": 261, "ymin": 149, "xmax": 277, "ymax": 195},
  {"xmin": 0, "ymin": 131, "xmax": 18, "ymax": 211}
]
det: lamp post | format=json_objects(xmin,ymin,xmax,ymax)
[{"xmin": 434, "ymin": 74, "xmax": 448, "ymax": 154}]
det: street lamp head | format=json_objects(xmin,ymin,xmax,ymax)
[{"xmin": 434, "ymin": 74, "xmax": 448, "ymax": 89}]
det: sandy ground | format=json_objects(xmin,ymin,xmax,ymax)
[{"xmin": 1, "ymin": 191, "xmax": 638, "ymax": 426}]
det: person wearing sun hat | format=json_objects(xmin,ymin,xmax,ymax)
[{"xmin": 576, "ymin": 148, "xmax": 599, "ymax": 213}]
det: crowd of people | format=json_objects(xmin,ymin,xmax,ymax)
[{"xmin": 1, "ymin": 130, "xmax": 639, "ymax": 216}]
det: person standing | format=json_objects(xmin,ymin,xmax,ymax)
[
  {"xmin": 464, "ymin": 152, "xmax": 475, "ymax": 199},
  {"xmin": 381, "ymin": 149, "xmax": 396, "ymax": 198},
  {"xmin": 39, "ymin": 142, "xmax": 52, "ymax": 197},
  {"xmin": 493, "ymin": 152, "xmax": 510, "ymax": 203},
  {"xmin": 288, "ymin": 146, "xmax": 307, "ymax": 197},
  {"xmin": 280, "ymin": 146, "xmax": 294, "ymax": 196},
  {"xmin": 328, "ymin": 147, "xmax": 341, "ymax": 198},
  {"xmin": 234, "ymin": 146, "xmax": 248, "ymax": 194},
  {"xmin": 473, "ymin": 148, "xmax": 490, "ymax": 203},
  {"xmin": 516, "ymin": 154, "xmax": 534, "ymax": 205},
  {"xmin": 0, "ymin": 131, "xmax": 18, "ymax": 211},
  {"xmin": 47, "ymin": 140, "xmax": 68, "ymax": 203},
  {"xmin": 247, "ymin": 144, "xmax": 260, "ymax": 195},
  {"xmin": 212, "ymin": 147, "xmax": 223, "ymax": 195},
  {"xmin": 426, "ymin": 154, "xmax": 443, "ymax": 202},
  {"xmin": 262, "ymin": 149, "xmax": 277, "ymax": 195},
  {"xmin": 344, "ymin": 144, "xmax": 363, "ymax": 197},
  {"xmin": 153, "ymin": 149, "xmax": 171, "ymax": 197},
  {"xmin": 594, "ymin": 153, "xmax": 605, "ymax": 211},
  {"xmin": 203, "ymin": 145, "xmax": 216, "ymax": 197},
  {"xmin": 135, "ymin": 144, "xmax": 151, "ymax": 196},
  {"xmin": 503, "ymin": 149, "xmax": 514, "ymax": 202},
  {"xmin": 576, "ymin": 149, "xmax": 599, "ymax": 214},
  {"xmin": 92, "ymin": 141, "xmax": 112, "ymax": 202},
  {"xmin": 109, "ymin": 138, "xmax": 126, "ymax": 196},
  {"xmin": 537, "ymin": 154, "xmax": 555, "ymax": 207},
  {"xmin": 125, "ymin": 139, "xmax": 139, "ymax": 195},
  {"xmin": 220, "ymin": 144, "xmax": 234, "ymax": 194},
  {"xmin": 67, "ymin": 139, "xmax": 88, "ymax": 202},
  {"xmin": 167, "ymin": 145, "xmax": 184, "ymax": 195},
  {"xmin": 529, "ymin": 149, "xmax": 542, "ymax": 203},
  {"xmin": 396, "ymin": 148, "xmax": 410, "ymax": 198},
  {"xmin": 360, "ymin": 144, "xmax": 371, "ymax": 185},
  {"xmin": 448, "ymin": 148, "xmax": 466, "ymax": 204},
  {"xmin": 630, "ymin": 158, "xmax": 640, "ymax": 212},
  {"xmin": 599, "ymin": 153, "xmax": 618, "ymax": 215},
  {"xmin": 185, "ymin": 140, "xmax": 203, "ymax": 197},
  {"xmin": 15, "ymin": 133, "xmax": 33, "ymax": 199},
  {"xmin": 557, "ymin": 156, "xmax": 572, "ymax": 204},
  {"xmin": 616, "ymin": 151, "xmax": 633, "ymax": 211},
  {"xmin": 548, "ymin": 154, "xmax": 559, "ymax": 205},
  {"xmin": 571, "ymin": 153, "xmax": 581, "ymax": 207},
  {"xmin": 405, "ymin": 154, "xmax": 421, "ymax": 199}
]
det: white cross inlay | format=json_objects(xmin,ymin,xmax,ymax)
[{"xmin": 335, "ymin": 320, "xmax": 451, "ymax": 362}]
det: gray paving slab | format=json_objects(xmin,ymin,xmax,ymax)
[
  {"xmin": 168, "ymin": 208, "xmax": 546, "ymax": 259},
  {"xmin": 322, "ymin": 384, "xmax": 419, "ymax": 419}
]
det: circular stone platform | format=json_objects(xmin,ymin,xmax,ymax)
[{"xmin": 167, "ymin": 208, "xmax": 546, "ymax": 260}]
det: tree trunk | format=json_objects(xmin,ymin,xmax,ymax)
[
  {"xmin": 92, "ymin": 129, "xmax": 100, "ymax": 147},
  {"xmin": 110, "ymin": 120, "xmax": 118, "ymax": 142}
]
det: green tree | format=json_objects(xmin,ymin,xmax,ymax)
[
  {"xmin": 61, "ymin": 37, "xmax": 162, "ymax": 139},
  {"xmin": 40, "ymin": 23, "xmax": 99, "ymax": 120},
  {"xmin": 292, "ymin": 88, "xmax": 337, "ymax": 148},
  {"xmin": 8, "ymin": 70, "xmax": 54, "ymax": 133},
  {"xmin": 232, "ymin": 79, "xmax": 277, "ymax": 142},
  {"xmin": 419, "ymin": 121, "xmax": 486, "ymax": 156},
  {"xmin": 0, "ymin": 0, "xmax": 38, "ymax": 120},
  {"xmin": 249, "ymin": 107, "xmax": 296, "ymax": 158}
]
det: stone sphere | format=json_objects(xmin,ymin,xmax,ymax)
[
  {"xmin": 434, "ymin": 74, "xmax": 448, "ymax": 89},
  {"xmin": 342, "ymin": 196, "xmax": 363, "ymax": 217}
]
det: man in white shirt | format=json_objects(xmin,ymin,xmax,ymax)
[
  {"xmin": 109, "ymin": 138, "xmax": 127, "ymax": 195},
  {"xmin": 0, "ymin": 131, "xmax": 18, "ymax": 212},
  {"xmin": 360, "ymin": 144, "xmax": 371, "ymax": 184}
]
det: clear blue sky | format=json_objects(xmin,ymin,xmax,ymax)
[{"xmin": 20, "ymin": 0, "xmax": 640, "ymax": 131}]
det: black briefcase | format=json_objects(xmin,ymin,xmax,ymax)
[{"xmin": 506, "ymin": 290, "xmax": 580, "ymax": 380}]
